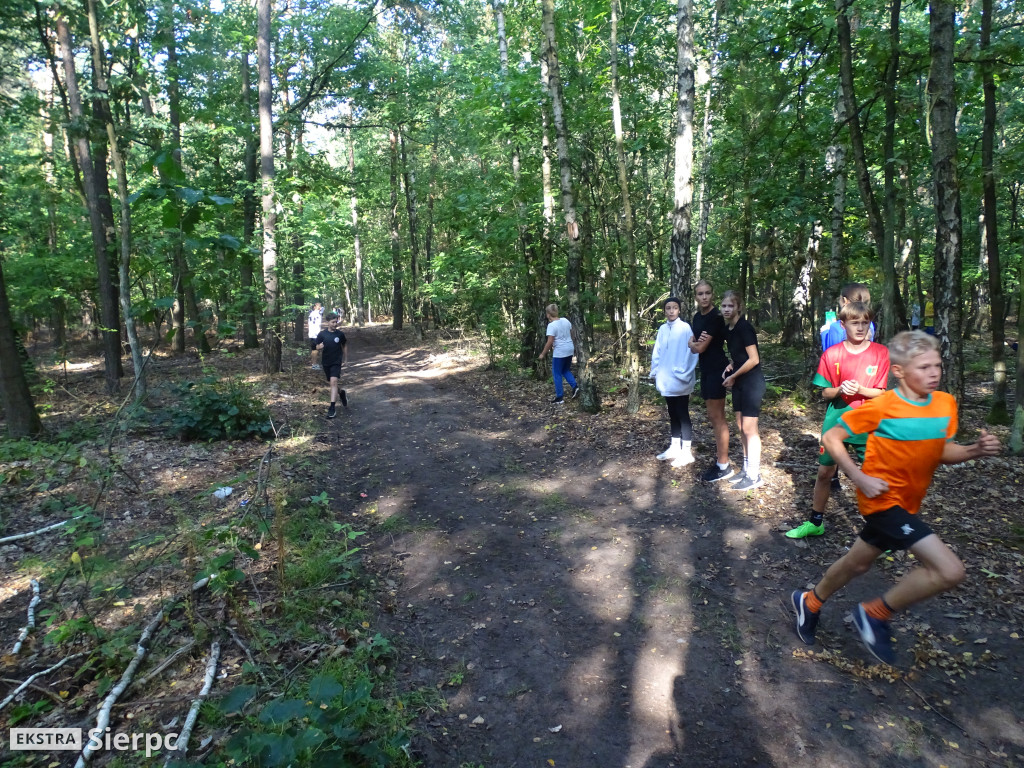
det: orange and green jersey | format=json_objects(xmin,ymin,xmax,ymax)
[
  {"xmin": 838, "ymin": 389, "xmax": 958, "ymax": 516},
  {"xmin": 814, "ymin": 341, "xmax": 890, "ymax": 442}
]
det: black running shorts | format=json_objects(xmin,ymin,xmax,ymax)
[{"xmin": 858, "ymin": 505, "xmax": 934, "ymax": 552}]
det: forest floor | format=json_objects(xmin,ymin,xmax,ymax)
[{"xmin": 1, "ymin": 323, "xmax": 1023, "ymax": 768}]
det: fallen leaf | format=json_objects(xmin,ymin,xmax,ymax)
[{"xmin": 549, "ymin": 724, "xmax": 562, "ymax": 733}]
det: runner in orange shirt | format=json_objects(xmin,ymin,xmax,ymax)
[{"xmin": 789, "ymin": 332, "xmax": 1001, "ymax": 664}]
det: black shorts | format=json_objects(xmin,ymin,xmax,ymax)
[
  {"xmin": 858, "ymin": 505, "xmax": 934, "ymax": 552},
  {"xmin": 731, "ymin": 374, "xmax": 766, "ymax": 418},
  {"xmin": 700, "ymin": 366, "xmax": 728, "ymax": 400},
  {"xmin": 324, "ymin": 363, "xmax": 342, "ymax": 381}
]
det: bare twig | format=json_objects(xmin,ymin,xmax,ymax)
[
  {"xmin": 0, "ymin": 653, "xmax": 86, "ymax": 712},
  {"xmin": 11, "ymin": 579, "xmax": 41, "ymax": 654},
  {"xmin": 138, "ymin": 639, "xmax": 196, "ymax": 687},
  {"xmin": 901, "ymin": 679, "xmax": 968, "ymax": 734},
  {"xmin": 165, "ymin": 640, "xmax": 220, "ymax": 766},
  {"xmin": 226, "ymin": 625, "xmax": 273, "ymax": 688},
  {"xmin": 0, "ymin": 520, "xmax": 70, "ymax": 545},
  {"xmin": 75, "ymin": 575, "xmax": 214, "ymax": 767},
  {"xmin": 0, "ymin": 678, "xmax": 66, "ymax": 705}
]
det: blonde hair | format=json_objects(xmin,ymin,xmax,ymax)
[
  {"xmin": 838, "ymin": 301, "xmax": 874, "ymax": 324},
  {"xmin": 545, "ymin": 303, "xmax": 559, "ymax": 317},
  {"xmin": 694, "ymin": 279, "xmax": 713, "ymax": 292},
  {"xmin": 888, "ymin": 330, "xmax": 939, "ymax": 367},
  {"xmin": 721, "ymin": 289, "xmax": 743, "ymax": 315}
]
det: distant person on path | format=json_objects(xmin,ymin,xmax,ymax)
[
  {"xmin": 821, "ymin": 283, "xmax": 874, "ymax": 350},
  {"xmin": 538, "ymin": 304, "xmax": 579, "ymax": 405},
  {"xmin": 308, "ymin": 302, "xmax": 324, "ymax": 369},
  {"xmin": 721, "ymin": 290, "xmax": 766, "ymax": 491},
  {"xmin": 688, "ymin": 280, "xmax": 733, "ymax": 482},
  {"xmin": 786, "ymin": 302, "xmax": 889, "ymax": 539},
  {"xmin": 650, "ymin": 296, "xmax": 699, "ymax": 468},
  {"xmin": 313, "ymin": 312, "xmax": 348, "ymax": 418},
  {"xmin": 790, "ymin": 331, "xmax": 1001, "ymax": 665}
]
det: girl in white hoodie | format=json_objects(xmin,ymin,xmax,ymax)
[{"xmin": 650, "ymin": 297, "xmax": 699, "ymax": 468}]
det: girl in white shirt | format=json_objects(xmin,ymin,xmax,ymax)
[
  {"xmin": 650, "ymin": 297, "xmax": 699, "ymax": 467},
  {"xmin": 537, "ymin": 304, "xmax": 579, "ymax": 404}
]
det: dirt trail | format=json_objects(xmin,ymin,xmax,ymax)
[{"xmin": 320, "ymin": 327, "xmax": 1024, "ymax": 768}]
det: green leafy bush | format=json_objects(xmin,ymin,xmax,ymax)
[{"xmin": 171, "ymin": 377, "xmax": 272, "ymax": 441}]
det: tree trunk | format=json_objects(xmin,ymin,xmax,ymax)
[
  {"xmin": 928, "ymin": 0, "xmax": 964, "ymax": 400},
  {"xmin": 610, "ymin": 0, "xmax": 639, "ymax": 414},
  {"xmin": 56, "ymin": 12, "xmax": 119, "ymax": 394},
  {"xmin": 538, "ymin": 54, "xmax": 556, "ymax": 377},
  {"xmin": 344, "ymin": 103, "xmax": 366, "ymax": 325},
  {"xmin": 980, "ymin": 0, "xmax": 1007, "ymax": 424},
  {"xmin": 878, "ymin": 0, "xmax": 905, "ymax": 339},
  {"xmin": 240, "ymin": 52, "xmax": 260, "ymax": 348},
  {"xmin": 400, "ymin": 129, "xmax": 423, "ymax": 339},
  {"xmin": 389, "ymin": 130, "xmax": 404, "ymax": 330},
  {"xmin": 669, "ymin": 0, "xmax": 695, "ymax": 307},
  {"xmin": 0, "ymin": 255, "xmax": 42, "ymax": 437},
  {"xmin": 257, "ymin": 0, "xmax": 281, "ymax": 373},
  {"xmin": 542, "ymin": 0, "xmax": 597, "ymax": 412},
  {"xmin": 694, "ymin": 0, "xmax": 723, "ymax": 281},
  {"xmin": 86, "ymin": 0, "xmax": 145, "ymax": 401},
  {"xmin": 826, "ymin": 89, "xmax": 847, "ymax": 329}
]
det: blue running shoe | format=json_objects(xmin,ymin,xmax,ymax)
[
  {"xmin": 791, "ymin": 591, "xmax": 819, "ymax": 645},
  {"xmin": 853, "ymin": 604, "xmax": 896, "ymax": 664}
]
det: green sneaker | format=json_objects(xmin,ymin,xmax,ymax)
[{"xmin": 785, "ymin": 520, "xmax": 824, "ymax": 539}]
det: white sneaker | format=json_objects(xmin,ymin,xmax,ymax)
[
  {"xmin": 656, "ymin": 446, "xmax": 680, "ymax": 461},
  {"xmin": 670, "ymin": 451, "xmax": 695, "ymax": 468}
]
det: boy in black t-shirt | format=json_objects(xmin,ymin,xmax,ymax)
[{"xmin": 313, "ymin": 313, "xmax": 348, "ymax": 418}]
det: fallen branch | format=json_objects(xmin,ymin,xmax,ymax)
[
  {"xmin": 226, "ymin": 625, "xmax": 273, "ymax": 688},
  {"xmin": 0, "ymin": 652, "xmax": 86, "ymax": 712},
  {"xmin": 11, "ymin": 579, "xmax": 41, "ymax": 654},
  {"xmin": 75, "ymin": 575, "xmax": 214, "ymax": 767},
  {"xmin": 165, "ymin": 640, "xmax": 221, "ymax": 766},
  {"xmin": 0, "ymin": 677, "xmax": 66, "ymax": 706},
  {"xmin": 138, "ymin": 639, "xmax": 196, "ymax": 687},
  {"xmin": 0, "ymin": 520, "xmax": 69, "ymax": 545}
]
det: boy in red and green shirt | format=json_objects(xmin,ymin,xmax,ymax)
[
  {"xmin": 790, "ymin": 331, "xmax": 1001, "ymax": 665},
  {"xmin": 786, "ymin": 302, "xmax": 889, "ymax": 539}
]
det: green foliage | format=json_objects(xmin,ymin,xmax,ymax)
[
  {"xmin": 219, "ymin": 674, "xmax": 409, "ymax": 767},
  {"xmin": 170, "ymin": 376, "xmax": 272, "ymax": 441}
]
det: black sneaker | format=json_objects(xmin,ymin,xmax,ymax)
[
  {"xmin": 570, "ymin": 386, "xmax": 581, "ymax": 400},
  {"xmin": 327, "ymin": 404, "xmax": 337, "ymax": 419},
  {"xmin": 831, "ymin": 474, "xmax": 841, "ymax": 492},
  {"xmin": 853, "ymin": 604, "xmax": 896, "ymax": 664},
  {"xmin": 729, "ymin": 473, "xmax": 764, "ymax": 491},
  {"xmin": 340, "ymin": 390, "xmax": 348, "ymax": 408},
  {"xmin": 701, "ymin": 463, "xmax": 734, "ymax": 483},
  {"xmin": 791, "ymin": 590, "xmax": 819, "ymax": 645},
  {"xmin": 550, "ymin": 396, "xmax": 564, "ymax": 404}
]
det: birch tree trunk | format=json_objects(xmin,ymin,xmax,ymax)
[
  {"xmin": 880, "ymin": 0, "xmax": 905, "ymax": 338},
  {"xmin": 541, "ymin": 0, "xmax": 597, "ymax": 412},
  {"xmin": 343, "ymin": 103, "xmax": 366, "ymax": 325},
  {"xmin": 538, "ymin": 55, "xmax": 555, "ymax": 377},
  {"xmin": 56, "ymin": 11, "xmax": 120, "ymax": 394},
  {"xmin": 610, "ymin": 0, "xmax": 639, "ymax": 414},
  {"xmin": 240, "ymin": 52, "xmax": 260, "ymax": 348},
  {"xmin": 980, "ymin": 0, "xmax": 1007, "ymax": 423},
  {"xmin": 670, "ymin": 0, "xmax": 695, "ymax": 307},
  {"xmin": 257, "ymin": 0, "xmax": 281, "ymax": 373},
  {"xmin": 927, "ymin": 0, "xmax": 964, "ymax": 400}
]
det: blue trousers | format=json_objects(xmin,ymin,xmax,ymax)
[{"xmin": 552, "ymin": 356, "xmax": 577, "ymax": 398}]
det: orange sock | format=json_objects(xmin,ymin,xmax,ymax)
[
  {"xmin": 862, "ymin": 597, "xmax": 893, "ymax": 622},
  {"xmin": 804, "ymin": 590, "xmax": 823, "ymax": 613}
]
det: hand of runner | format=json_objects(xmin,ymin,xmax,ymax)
[
  {"xmin": 840, "ymin": 379, "xmax": 859, "ymax": 396},
  {"xmin": 975, "ymin": 428, "xmax": 1001, "ymax": 457},
  {"xmin": 855, "ymin": 473, "xmax": 889, "ymax": 498}
]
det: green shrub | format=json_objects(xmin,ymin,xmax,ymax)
[{"xmin": 171, "ymin": 376, "xmax": 273, "ymax": 441}]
